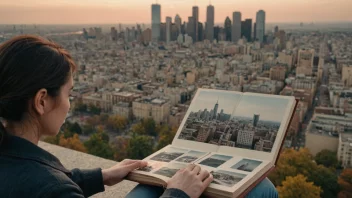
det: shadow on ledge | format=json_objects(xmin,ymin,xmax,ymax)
[{"xmin": 39, "ymin": 141, "xmax": 138, "ymax": 198}]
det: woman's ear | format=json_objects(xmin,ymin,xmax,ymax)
[{"xmin": 32, "ymin": 88, "xmax": 48, "ymax": 116}]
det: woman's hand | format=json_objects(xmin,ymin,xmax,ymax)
[
  {"xmin": 102, "ymin": 159, "xmax": 148, "ymax": 186},
  {"xmin": 167, "ymin": 164, "xmax": 213, "ymax": 198}
]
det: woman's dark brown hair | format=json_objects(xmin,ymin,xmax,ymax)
[{"xmin": 0, "ymin": 35, "xmax": 77, "ymax": 144}]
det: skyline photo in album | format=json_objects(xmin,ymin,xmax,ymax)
[{"xmin": 127, "ymin": 89, "xmax": 297, "ymax": 198}]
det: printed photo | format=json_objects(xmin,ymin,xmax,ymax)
[
  {"xmin": 231, "ymin": 159, "xmax": 262, "ymax": 172},
  {"xmin": 199, "ymin": 154, "xmax": 232, "ymax": 168},
  {"xmin": 211, "ymin": 170, "xmax": 247, "ymax": 187},
  {"xmin": 138, "ymin": 161, "xmax": 166, "ymax": 172},
  {"xmin": 150, "ymin": 147, "xmax": 188, "ymax": 162},
  {"xmin": 153, "ymin": 163, "xmax": 187, "ymax": 178},
  {"xmin": 175, "ymin": 151, "xmax": 207, "ymax": 163},
  {"xmin": 178, "ymin": 90, "xmax": 291, "ymax": 153}
]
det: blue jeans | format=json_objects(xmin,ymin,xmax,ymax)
[{"xmin": 126, "ymin": 178, "xmax": 278, "ymax": 198}]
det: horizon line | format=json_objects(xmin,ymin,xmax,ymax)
[{"xmin": 1, "ymin": 21, "xmax": 352, "ymax": 26}]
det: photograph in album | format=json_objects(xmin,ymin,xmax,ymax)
[
  {"xmin": 177, "ymin": 90, "xmax": 290, "ymax": 153},
  {"xmin": 210, "ymin": 170, "xmax": 247, "ymax": 187},
  {"xmin": 150, "ymin": 147, "xmax": 188, "ymax": 162},
  {"xmin": 199, "ymin": 154, "xmax": 232, "ymax": 168},
  {"xmin": 154, "ymin": 163, "xmax": 187, "ymax": 178},
  {"xmin": 175, "ymin": 150, "xmax": 207, "ymax": 163},
  {"xmin": 138, "ymin": 161, "xmax": 166, "ymax": 173},
  {"xmin": 231, "ymin": 159, "xmax": 262, "ymax": 172}
]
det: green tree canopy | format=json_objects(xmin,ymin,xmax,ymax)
[
  {"xmin": 314, "ymin": 149, "xmax": 338, "ymax": 168},
  {"xmin": 156, "ymin": 126, "xmax": 177, "ymax": 150},
  {"xmin": 127, "ymin": 134, "xmax": 154, "ymax": 160},
  {"xmin": 142, "ymin": 118, "xmax": 156, "ymax": 136},
  {"xmin": 84, "ymin": 131, "xmax": 114, "ymax": 160}
]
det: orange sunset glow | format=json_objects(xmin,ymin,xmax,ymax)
[{"xmin": 0, "ymin": 0, "xmax": 351, "ymax": 24}]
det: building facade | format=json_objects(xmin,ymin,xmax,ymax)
[{"xmin": 151, "ymin": 4, "xmax": 161, "ymax": 42}]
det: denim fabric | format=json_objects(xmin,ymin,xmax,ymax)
[
  {"xmin": 0, "ymin": 133, "xmax": 105, "ymax": 198},
  {"xmin": 126, "ymin": 178, "xmax": 278, "ymax": 198}
]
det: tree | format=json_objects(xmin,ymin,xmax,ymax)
[
  {"xmin": 269, "ymin": 148, "xmax": 315, "ymax": 186},
  {"xmin": 142, "ymin": 118, "xmax": 156, "ymax": 136},
  {"xmin": 315, "ymin": 150, "xmax": 338, "ymax": 168},
  {"xmin": 131, "ymin": 123, "xmax": 145, "ymax": 135},
  {"xmin": 277, "ymin": 174, "xmax": 321, "ymax": 198},
  {"xmin": 156, "ymin": 126, "xmax": 177, "ymax": 150},
  {"xmin": 310, "ymin": 165, "xmax": 339, "ymax": 198},
  {"xmin": 88, "ymin": 104, "xmax": 101, "ymax": 115},
  {"xmin": 65, "ymin": 122, "xmax": 82, "ymax": 134},
  {"xmin": 127, "ymin": 134, "xmax": 154, "ymax": 159},
  {"xmin": 59, "ymin": 134, "xmax": 87, "ymax": 153},
  {"xmin": 111, "ymin": 136, "xmax": 130, "ymax": 162},
  {"xmin": 84, "ymin": 131, "xmax": 114, "ymax": 159},
  {"xmin": 269, "ymin": 148, "xmax": 339, "ymax": 198},
  {"xmin": 82, "ymin": 124, "xmax": 96, "ymax": 135},
  {"xmin": 107, "ymin": 115, "xmax": 128, "ymax": 132},
  {"xmin": 73, "ymin": 101, "xmax": 87, "ymax": 113},
  {"xmin": 338, "ymin": 169, "xmax": 352, "ymax": 197}
]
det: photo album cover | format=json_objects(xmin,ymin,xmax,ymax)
[{"xmin": 127, "ymin": 89, "xmax": 297, "ymax": 198}]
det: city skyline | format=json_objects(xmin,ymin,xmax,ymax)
[
  {"xmin": 187, "ymin": 90, "xmax": 243, "ymax": 115},
  {"xmin": 1, "ymin": 0, "xmax": 351, "ymax": 24}
]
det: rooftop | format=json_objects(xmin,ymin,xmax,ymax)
[{"xmin": 38, "ymin": 141, "xmax": 137, "ymax": 198}]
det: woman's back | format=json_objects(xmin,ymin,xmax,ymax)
[{"xmin": 0, "ymin": 133, "xmax": 104, "ymax": 198}]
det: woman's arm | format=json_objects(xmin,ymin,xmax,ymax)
[{"xmin": 70, "ymin": 168, "xmax": 105, "ymax": 197}]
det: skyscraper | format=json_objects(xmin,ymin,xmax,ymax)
[
  {"xmin": 213, "ymin": 100, "xmax": 219, "ymax": 120},
  {"xmin": 175, "ymin": 14, "xmax": 182, "ymax": 33},
  {"xmin": 192, "ymin": 6, "xmax": 199, "ymax": 42},
  {"xmin": 232, "ymin": 12, "xmax": 242, "ymax": 43},
  {"xmin": 224, "ymin": 17, "xmax": 232, "ymax": 41},
  {"xmin": 187, "ymin": 16, "xmax": 195, "ymax": 37},
  {"xmin": 198, "ymin": 22, "xmax": 204, "ymax": 41},
  {"xmin": 166, "ymin": 17, "xmax": 172, "ymax": 44},
  {"xmin": 253, "ymin": 22, "xmax": 256, "ymax": 40},
  {"xmin": 151, "ymin": 4, "xmax": 161, "ymax": 42},
  {"xmin": 206, "ymin": 4, "xmax": 215, "ymax": 41},
  {"xmin": 241, "ymin": 19, "xmax": 252, "ymax": 42},
  {"xmin": 256, "ymin": 10, "xmax": 266, "ymax": 43},
  {"xmin": 253, "ymin": 114, "xmax": 260, "ymax": 127}
]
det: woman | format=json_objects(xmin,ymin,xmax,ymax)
[{"xmin": 0, "ymin": 35, "xmax": 278, "ymax": 198}]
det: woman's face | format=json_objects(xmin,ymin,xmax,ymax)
[{"xmin": 40, "ymin": 76, "xmax": 73, "ymax": 136}]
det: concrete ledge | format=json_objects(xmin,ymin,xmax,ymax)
[{"xmin": 38, "ymin": 141, "xmax": 138, "ymax": 198}]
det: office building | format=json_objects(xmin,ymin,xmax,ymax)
[
  {"xmin": 224, "ymin": 17, "xmax": 232, "ymax": 41},
  {"xmin": 166, "ymin": 17, "xmax": 172, "ymax": 43},
  {"xmin": 175, "ymin": 14, "xmax": 182, "ymax": 33},
  {"xmin": 151, "ymin": 4, "xmax": 161, "ymax": 41},
  {"xmin": 206, "ymin": 4, "xmax": 215, "ymax": 41},
  {"xmin": 232, "ymin": 12, "xmax": 241, "ymax": 43},
  {"xmin": 256, "ymin": 10, "xmax": 265, "ymax": 43},
  {"xmin": 241, "ymin": 19, "xmax": 252, "ymax": 42},
  {"xmin": 192, "ymin": 6, "xmax": 199, "ymax": 42}
]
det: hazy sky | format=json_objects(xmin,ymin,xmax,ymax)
[
  {"xmin": 0, "ymin": 0, "xmax": 351, "ymax": 24},
  {"xmin": 232, "ymin": 95, "xmax": 290, "ymax": 122},
  {"xmin": 189, "ymin": 90, "xmax": 242, "ymax": 115}
]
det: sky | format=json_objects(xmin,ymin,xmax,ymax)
[
  {"xmin": 232, "ymin": 95, "xmax": 290, "ymax": 122},
  {"xmin": 189, "ymin": 90, "xmax": 243, "ymax": 115},
  {"xmin": 0, "ymin": 0, "xmax": 351, "ymax": 24}
]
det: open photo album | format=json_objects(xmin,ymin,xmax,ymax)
[{"xmin": 127, "ymin": 89, "xmax": 298, "ymax": 198}]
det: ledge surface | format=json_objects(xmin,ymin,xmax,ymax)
[{"xmin": 38, "ymin": 141, "xmax": 138, "ymax": 198}]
